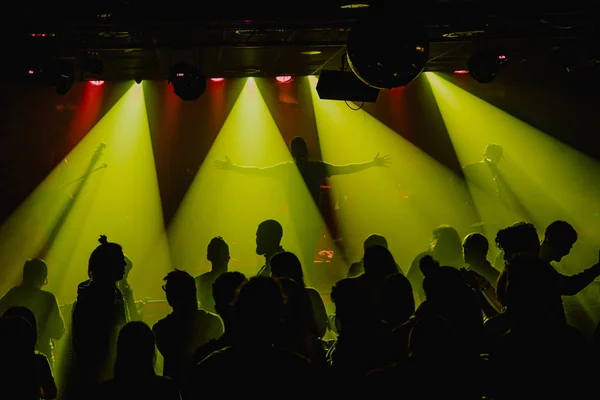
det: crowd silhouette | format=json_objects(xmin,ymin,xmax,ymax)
[{"xmin": 2, "ymin": 138, "xmax": 600, "ymax": 400}]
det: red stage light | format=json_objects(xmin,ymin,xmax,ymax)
[
  {"xmin": 275, "ymin": 75, "xmax": 292, "ymax": 83},
  {"xmin": 454, "ymin": 70, "xmax": 469, "ymax": 74},
  {"xmin": 89, "ymin": 80, "xmax": 104, "ymax": 86},
  {"xmin": 210, "ymin": 78, "xmax": 225, "ymax": 82}
]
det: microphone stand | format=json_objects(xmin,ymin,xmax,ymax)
[{"xmin": 60, "ymin": 163, "xmax": 108, "ymax": 188}]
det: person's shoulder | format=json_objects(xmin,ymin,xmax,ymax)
[
  {"xmin": 34, "ymin": 351, "xmax": 50, "ymax": 362},
  {"xmin": 5, "ymin": 286, "xmax": 20, "ymax": 294},
  {"xmin": 197, "ymin": 345, "xmax": 234, "ymax": 367},
  {"xmin": 196, "ymin": 309, "xmax": 220, "ymax": 320},
  {"xmin": 195, "ymin": 272, "xmax": 211, "ymax": 282},
  {"xmin": 40, "ymin": 289, "xmax": 59, "ymax": 301},
  {"xmin": 152, "ymin": 314, "xmax": 171, "ymax": 332},
  {"xmin": 193, "ymin": 337, "xmax": 221, "ymax": 363},
  {"xmin": 153, "ymin": 375, "xmax": 179, "ymax": 390}
]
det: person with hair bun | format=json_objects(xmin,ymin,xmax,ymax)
[{"xmin": 70, "ymin": 235, "xmax": 128, "ymax": 399}]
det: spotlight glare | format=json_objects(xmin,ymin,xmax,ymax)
[
  {"xmin": 89, "ymin": 80, "xmax": 104, "ymax": 86},
  {"xmin": 210, "ymin": 77, "xmax": 225, "ymax": 82},
  {"xmin": 275, "ymin": 75, "xmax": 292, "ymax": 83},
  {"xmin": 454, "ymin": 70, "xmax": 469, "ymax": 75}
]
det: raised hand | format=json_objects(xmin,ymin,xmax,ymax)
[
  {"xmin": 373, "ymin": 152, "xmax": 391, "ymax": 167},
  {"xmin": 215, "ymin": 156, "xmax": 233, "ymax": 170}
]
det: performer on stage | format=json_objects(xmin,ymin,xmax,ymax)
[
  {"xmin": 462, "ymin": 143, "xmax": 526, "ymax": 241},
  {"xmin": 215, "ymin": 136, "xmax": 390, "ymax": 269}
]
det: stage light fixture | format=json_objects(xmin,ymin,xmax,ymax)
[
  {"xmin": 210, "ymin": 77, "xmax": 225, "ymax": 82},
  {"xmin": 467, "ymin": 52, "xmax": 507, "ymax": 83},
  {"xmin": 83, "ymin": 51, "xmax": 104, "ymax": 76},
  {"xmin": 168, "ymin": 62, "xmax": 206, "ymax": 101},
  {"xmin": 54, "ymin": 61, "xmax": 75, "ymax": 95},
  {"xmin": 135, "ymin": 77, "xmax": 142, "ymax": 84},
  {"xmin": 26, "ymin": 60, "xmax": 74, "ymax": 95}
]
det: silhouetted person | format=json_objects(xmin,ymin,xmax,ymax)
[
  {"xmin": 462, "ymin": 233, "xmax": 500, "ymax": 286},
  {"xmin": 347, "ymin": 234, "xmax": 401, "ymax": 278},
  {"xmin": 407, "ymin": 225, "xmax": 464, "ymax": 305},
  {"xmin": 153, "ymin": 269, "xmax": 223, "ymax": 386},
  {"xmin": 191, "ymin": 271, "xmax": 247, "ymax": 365},
  {"xmin": 0, "ymin": 258, "xmax": 65, "ymax": 367},
  {"xmin": 330, "ymin": 245, "xmax": 400, "ymax": 337},
  {"xmin": 270, "ymin": 251, "xmax": 329, "ymax": 338},
  {"xmin": 276, "ymin": 277, "xmax": 328, "ymax": 366},
  {"xmin": 380, "ymin": 272, "xmax": 415, "ymax": 331},
  {"xmin": 71, "ymin": 235, "xmax": 128, "ymax": 398},
  {"xmin": 539, "ymin": 220, "xmax": 579, "ymax": 265},
  {"xmin": 216, "ymin": 136, "xmax": 390, "ymax": 268},
  {"xmin": 497, "ymin": 221, "xmax": 600, "ymax": 309},
  {"xmin": 255, "ymin": 219, "xmax": 285, "ymax": 276},
  {"xmin": 462, "ymin": 143, "xmax": 504, "ymax": 193},
  {"xmin": 327, "ymin": 275, "xmax": 389, "ymax": 398},
  {"xmin": 462, "ymin": 143, "xmax": 519, "ymax": 234},
  {"xmin": 195, "ymin": 236, "xmax": 230, "ymax": 313},
  {"xmin": 96, "ymin": 321, "xmax": 181, "ymax": 400},
  {"xmin": 462, "ymin": 233, "xmax": 503, "ymax": 316},
  {"xmin": 488, "ymin": 257, "xmax": 589, "ymax": 400},
  {"xmin": 0, "ymin": 307, "xmax": 57, "ymax": 400},
  {"xmin": 190, "ymin": 276, "xmax": 322, "ymax": 400},
  {"xmin": 117, "ymin": 255, "xmax": 141, "ymax": 322}
]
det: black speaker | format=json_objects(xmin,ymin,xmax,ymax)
[{"xmin": 316, "ymin": 70, "xmax": 380, "ymax": 103}]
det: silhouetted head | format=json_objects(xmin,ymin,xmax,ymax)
[
  {"xmin": 212, "ymin": 271, "xmax": 247, "ymax": 321},
  {"xmin": 256, "ymin": 219, "xmax": 283, "ymax": 256},
  {"xmin": 363, "ymin": 245, "xmax": 398, "ymax": 279},
  {"xmin": 0, "ymin": 307, "xmax": 37, "ymax": 353},
  {"xmin": 419, "ymin": 255, "xmax": 483, "ymax": 335},
  {"xmin": 363, "ymin": 233, "xmax": 388, "ymax": 252},
  {"xmin": 22, "ymin": 258, "xmax": 48, "ymax": 288},
  {"xmin": 495, "ymin": 222, "xmax": 540, "ymax": 262},
  {"xmin": 430, "ymin": 225, "xmax": 463, "ymax": 267},
  {"xmin": 270, "ymin": 251, "xmax": 305, "ymax": 287},
  {"xmin": 381, "ymin": 273, "xmax": 415, "ymax": 327},
  {"xmin": 115, "ymin": 321, "xmax": 156, "ymax": 379},
  {"xmin": 88, "ymin": 235, "xmax": 126, "ymax": 283},
  {"xmin": 207, "ymin": 236, "xmax": 230, "ymax": 271},
  {"xmin": 462, "ymin": 233, "xmax": 489, "ymax": 265},
  {"xmin": 235, "ymin": 276, "xmax": 284, "ymax": 343},
  {"xmin": 484, "ymin": 143, "xmax": 503, "ymax": 166},
  {"xmin": 331, "ymin": 277, "xmax": 373, "ymax": 334},
  {"xmin": 162, "ymin": 269, "xmax": 197, "ymax": 310},
  {"xmin": 542, "ymin": 220, "xmax": 578, "ymax": 262},
  {"xmin": 290, "ymin": 137, "xmax": 308, "ymax": 161},
  {"xmin": 420, "ymin": 255, "xmax": 467, "ymax": 303}
]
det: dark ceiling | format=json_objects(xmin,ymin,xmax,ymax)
[{"xmin": 0, "ymin": 1, "xmax": 597, "ymax": 82}]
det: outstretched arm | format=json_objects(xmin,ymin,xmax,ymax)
[
  {"xmin": 327, "ymin": 153, "xmax": 390, "ymax": 176},
  {"xmin": 215, "ymin": 156, "xmax": 288, "ymax": 178}
]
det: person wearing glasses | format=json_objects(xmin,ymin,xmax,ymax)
[{"xmin": 0, "ymin": 258, "xmax": 65, "ymax": 367}]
